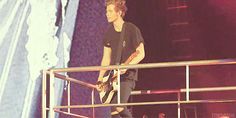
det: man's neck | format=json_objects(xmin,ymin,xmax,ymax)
[{"xmin": 113, "ymin": 18, "xmax": 124, "ymax": 32}]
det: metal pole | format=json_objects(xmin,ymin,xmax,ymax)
[
  {"xmin": 42, "ymin": 70, "xmax": 47, "ymax": 118},
  {"xmin": 117, "ymin": 69, "xmax": 121, "ymax": 104},
  {"xmin": 92, "ymin": 88, "xmax": 95, "ymax": 118},
  {"xmin": 177, "ymin": 92, "xmax": 181, "ymax": 118},
  {"xmin": 53, "ymin": 99, "xmax": 236, "ymax": 109},
  {"xmin": 51, "ymin": 59, "xmax": 236, "ymax": 73},
  {"xmin": 50, "ymin": 70, "xmax": 55, "ymax": 118},
  {"xmin": 68, "ymin": 81, "xmax": 71, "ymax": 113},
  {"xmin": 186, "ymin": 65, "xmax": 190, "ymax": 101}
]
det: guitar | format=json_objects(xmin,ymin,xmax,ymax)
[{"xmin": 98, "ymin": 50, "xmax": 140, "ymax": 103}]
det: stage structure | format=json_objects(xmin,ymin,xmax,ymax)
[{"xmin": 42, "ymin": 59, "xmax": 236, "ymax": 118}]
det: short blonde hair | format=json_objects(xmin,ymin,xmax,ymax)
[{"xmin": 106, "ymin": 0, "xmax": 127, "ymax": 18}]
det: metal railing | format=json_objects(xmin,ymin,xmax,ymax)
[{"xmin": 42, "ymin": 58, "xmax": 236, "ymax": 118}]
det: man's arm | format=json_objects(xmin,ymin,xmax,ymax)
[
  {"xmin": 97, "ymin": 46, "xmax": 112, "ymax": 82},
  {"xmin": 128, "ymin": 43, "xmax": 145, "ymax": 65}
]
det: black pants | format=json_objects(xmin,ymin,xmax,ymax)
[{"xmin": 110, "ymin": 79, "xmax": 135, "ymax": 118}]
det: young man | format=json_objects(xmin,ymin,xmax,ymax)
[{"xmin": 97, "ymin": 0, "xmax": 145, "ymax": 117}]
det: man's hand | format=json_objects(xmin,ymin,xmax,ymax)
[
  {"xmin": 96, "ymin": 81, "xmax": 103, "ymax": 92},
  {"xmin": 120, "ymin": 69, "xmax": 127, "ymax": 75},
  {"xmin": 120, "ymin": 63, "xmax": 127, "ymax": 75}
]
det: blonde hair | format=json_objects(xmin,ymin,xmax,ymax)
[{"xmin": 106, "ymin": 0, "xmax": 127, "ymax": 18}]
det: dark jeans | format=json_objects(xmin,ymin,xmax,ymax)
[{"xmin": 110, "ymin": 78, "xmax": 135, "ymax": 118}]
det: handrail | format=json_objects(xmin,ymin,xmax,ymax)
[
  {"xmin": 131, "ymin": 86, "xmax": 236, "ymax": 95},
  {"xmin": 43, "ymin": 58, "xmax": 236, "ymax": 118},
  {"xmin": 51, "ymin": 59, "xmax": 236, "ymax": 72},
  {"xmin": 54, "ymin": 99, "xmax": 236, "ymax": 109},
  {"xmin": 44, "ymin": 71, "xmax": 236, "ymax": 95},
  {"xmin": 54, "ymin": 109, "xmax": 89, "ymax": 118},
  {"xmin": 45, "ymin": 71, "xmax": 96, "ymax": 89}
]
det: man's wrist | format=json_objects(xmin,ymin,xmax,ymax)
[{"xmin": 96, "ymin": 80, "xmax": 102, "ymax": 85}]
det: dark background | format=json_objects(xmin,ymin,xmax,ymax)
[
  {"xmin": 59, "ymin": 0, "xmax": 236, "ymax": 118},
  {"xmin": 125, "ymin": 0, "xmax": 236, "ymax": 117}
]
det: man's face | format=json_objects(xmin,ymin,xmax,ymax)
[{"xmin": 106, "ymin": 4, "xmax": 120, "ymax": 23}]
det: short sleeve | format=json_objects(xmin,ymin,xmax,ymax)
[
  {"xmin": 132, "ymin": 26, "xmax": 144, "ymax": 48},
  {"xmin": 103, "ymin": 35, "xmax": 111, "ymax": 47},
  {"xmin": 103, "ymin": 25, "xmax": 113, "ymax": 47}
]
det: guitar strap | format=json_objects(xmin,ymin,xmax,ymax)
[{"xmin": 115, "ymin": 22, "xmax": 126, "ymax": 65}]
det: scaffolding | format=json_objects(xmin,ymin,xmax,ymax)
[{"xmin": 166, "ymin": 0, "xmax": 193, "ymax": 60}]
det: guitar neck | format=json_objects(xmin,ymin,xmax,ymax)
[
  {"xmin": 123, "ymin": 50, "xmax": 140, "ymax": 65},
  {"xmin": 110, "ymin": 50, "xmax": 140, "ymax": 80}
]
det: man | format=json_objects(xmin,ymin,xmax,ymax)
[{"xmin": 97, "ymin": 0, "xmax": 145, "ymax": 117}]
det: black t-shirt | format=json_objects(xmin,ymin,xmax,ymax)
[{"xmin": 103, "ymin": 22, "xmax": 144, "ymax": 80}]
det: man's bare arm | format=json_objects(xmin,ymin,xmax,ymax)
[
  {"xmin": 97, "ymin": 46, "xmax": 112, "ymax": 82},
  {"xmin": 128, "ymin": 43, "xmax": 145, "ymax": 65}
]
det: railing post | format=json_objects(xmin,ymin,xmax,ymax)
[
  {"xmin": 67, "ymin": 81, "xmax": 71, "ymax": 113},
  {"xmin": 177, "ymin": 92, "xmax": 181, "ymax": 118},
  {"xmin": 186, "ymin": 65, "xmax": 190, "ymax": 101},
  {"xmin": 49, "ymin": 70, "xmax": 55, "ymax": 118},
  {"xmin": 117, "ymin": 69, "xmax": 121, "ymax": 104},
  {"xmin": 92, "ymin": 88, "xmax": 95, "ymax": 118},
  {"xmin": 42, "ymin": 70, "xmax": 47, "ymax": 118}
]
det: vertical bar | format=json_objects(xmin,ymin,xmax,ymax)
[
  {"xmin": 42, "ymin": 70, "xmax": 47, "ymax": 118},
  {"xmin": 186, "ymin": 65, "xmax": 189, "ymax": 101},
  {"xmin": 177, "ymin": 92, "xmax": 181, "ymax": 118},
  {"xmin": 117, "ymin": 69, "xmax": 121, "ymax": 104},
  {"xmin": 91, "ymin": 88, "xmax": 95, "ymax": 118},
  {"xmin": 194, "ymin": 107, "xmax": 197, "ymax": 118},
  {"xmin": 50, "ymin": 70, "xmax": 55, "ymax": 118},
  {"xmin": 67, "ymin": 81, "xmax": 71, "ymax": 113}
]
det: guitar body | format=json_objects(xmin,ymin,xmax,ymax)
[
  {"xmin": 99, "ymin": 70, "xmax": 118, "ymax": 104},
  {"xmin": 98, "ymin": 51, "xmax": 140, "ymax": 104}
]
